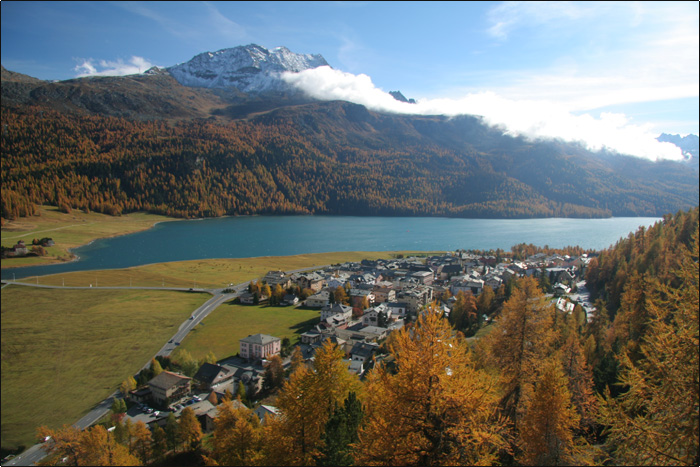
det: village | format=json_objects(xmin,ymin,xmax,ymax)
[{"xmin": 120, "ymin": 249, "xmax": 595, "ymax": 436}]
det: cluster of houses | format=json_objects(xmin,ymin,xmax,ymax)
[
  {"xmin": 1, "ymin": 238, "xmax": 54, "ymax": 258},
  {"xmin": 126, "ymin": 250, "xmax": 593, "ymax": 434}
]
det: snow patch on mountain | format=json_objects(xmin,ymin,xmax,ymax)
[{"xmin": 167, "ymin": 44, "xmax": 329, "ymax": 93}]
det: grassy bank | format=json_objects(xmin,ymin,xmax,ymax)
[
  {"xmin": 172, "ymin": 303, "xmax": 321, "ymax": 363},
  {"xmin": 1, "ymin": 206, "xmax": 172, "ymax": 269},
  {"xmin": 15, "ymin": 251, "xmax": 438, "ymax": 289},
  {"xmin": 0, "ymin": 286, "xmax": 209, "ymax": 451}
]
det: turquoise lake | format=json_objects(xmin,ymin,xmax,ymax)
[{"xmin": 1, "ymin": 215, "xmax": 661, "ymax": 280}]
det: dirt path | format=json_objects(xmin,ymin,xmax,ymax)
[{"xmin": 1, "ymin": 223, "xmax": 94, "ymax": 240}]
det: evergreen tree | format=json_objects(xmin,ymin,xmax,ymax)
[
  {"xmin": 262, "ymin": 354, "xmax": 285, "ymax": 394},
  {"xmin": 164, "ymin": 412, "xmax": 180, "ymax": 452},
  {"xmin": 151, "ymin": 425, "xmax": 168, "ymax": 463},
  {"xmin": 316, "ymin": 392, "xmax": 363, "ymax": 466}
]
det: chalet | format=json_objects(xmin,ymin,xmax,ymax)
[
  {"xmin": 484, "ymin": 275, "xmax": 503, "ymax": 290},
  {"xmin": 371, "ymin": 286, "xmax": 396, "ymax": 303},
  {"xmin": 281, "ymin": 294, "xmax": 299, "ymax": 306},
  {"xmin": 305, "ymin": 290, "xmax": 331, "ymax": 308},
  {"xmin": 128, "ymin": 387, "xmax": 152, "ymax": 404},
  {"xmin": 300, "ymin": 328, "xmax": 324, "ymax": 345},
  {"xmin": 193, "ymin": 363, "xmax": 234, "ymax": 391},
  {"xmin": 148, "ymin": 371, "xmax": 192, "ymax": 406},
  {"xmin": 397, "ymin": 287, "xmax": 433, "ymax": 313},
  {"xmin": 349, "ymin": 289, "xmax": 375, "ymax": 308},
  {"xmin": 263, "ymin": 270, "xmax": 291, "ymax": 289},
  {"xmin": 362, "ymin": 304, "xmax": 392, "ymax": 327},
  {"xmin": 386, "ymin": 302, "xmax": 409, "ymax": 319},
  {"xmin": 293, "ymin": 272, "xmax": 325, "ymax": 292},
  {"xmin": 321, "ymin": 303, "xmax": 353, "ymax": 321},
  {"xmin": 450, "ymin": 278, "xmax": 484, "ymax": 296},
  {"xmin": 239, "ymin": 334, "xmax": 281, "ymax": 361},
  {"xmin": 411, "ymin": 270, "xmax": 434, "ymax": 285},
  {"xmin": 439, "ymin": 264, "xmax": 464, "ymax": 281},
  {"xmin": 239, "ymin": 292, "xmax": 256, "ymax": 305},
  {"xmin": 348, "ymin": 341, "xmax": 379, "ymax": 376},
  {"xmin": 12, "ymin": 241, "xmax": 28, "ymax": 257}
]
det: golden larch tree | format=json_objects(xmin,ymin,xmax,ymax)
[
  {"xmin": 599, "ymin": 232, "xmax": 699, "ymax": 466},
  {"xmin": 355, "ymin": 304, "xmax": 507, "ymax": 466},
  {"xmin": 270, "ymin": 338, "xmax": 362, "ymax": 465},
  {"xmin": 485, "ymin": 276, "xmax": 556, "ymax": 428},
  {"xmin": 518, "ymin": 359, "xmax": 585, "ymax": 466}
]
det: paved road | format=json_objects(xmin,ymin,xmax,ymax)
[{"xmin": 0, "ymin": 263, "xmax": 328, "ymax": 466}]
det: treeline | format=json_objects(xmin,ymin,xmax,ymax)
[
  {"xmin": 3, "ymin": 105, "xmax": 680, "ymax": 222},
  {"xmin": 37, "ymin": 209, "xmax": 699, "ymax": 466}
]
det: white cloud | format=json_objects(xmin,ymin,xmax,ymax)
[
  {"xmin": 282, "ymin": 66, "xmax": 685, "ymax": 161},
  {"xmin": 74, "ymin": 56, "xmax": 156, "ymax": 77}
]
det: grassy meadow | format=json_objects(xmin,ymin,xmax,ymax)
[
  {"xmin": 1, "ymin": 206, "xmax": 172, "ymax": 268},
  {"xmin": 0, "ymin": 286, "xmax": 210, "ymax": 451},
  {"xmin": 171, "ymin": 303, "xmax": 321, "ymax": 363}
]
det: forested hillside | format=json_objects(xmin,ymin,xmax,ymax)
[{"xmin": 2, "ymin": 103, "xmax": 697, "ymax": 222}]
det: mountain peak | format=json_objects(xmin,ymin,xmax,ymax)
[
  {"xmin": 389, "ymin": 90, "xmax": 416, "ymax": 104},
  {"xmin": 167, "ymin": 44, "xmax": 329, "ymax": 93}
]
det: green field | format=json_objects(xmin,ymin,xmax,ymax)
[
  {"xmin": 0, "ymin": 286, "xmax": 209, "ymax": 451},
  {"xmin": 1, "ymin": 206, "xmax": 172, "ymax": 268},
  {"xmin": 172, "ymin": 303, "xmax": 321, "ymax": 363}
]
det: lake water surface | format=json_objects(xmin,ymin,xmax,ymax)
[{"xmin": 1, "ymin": 215, "xmax": 661, "ymax": 280}]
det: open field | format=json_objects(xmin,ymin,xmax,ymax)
[
  {"xmin": 14, "ymin": 251, "xmax": 440, "ymax": 289},
  {"xmin": 0, "ymin": 286, "xmax": 210, "ymax": 451},
  {"xmin": 1, "ymin": 206, "xmax": 172, "ymax": 269},
  {"xmin": 171, "ymin": 303, "xmax": 321, "ymax": 363}
]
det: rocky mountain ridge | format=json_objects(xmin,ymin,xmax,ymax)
[{"xmin": 166, "ymin": 44, "xmax": 329, "ymax": 93}]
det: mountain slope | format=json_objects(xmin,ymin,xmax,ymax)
[{"xmin": 1, "ymin": 61, "xmax": 698, "ymax": 221}]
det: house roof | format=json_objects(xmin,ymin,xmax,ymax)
[
  {"xmin": 350, "ymin": 341, "xmax": 379, "ymax": 359},
  {"xmin": 148, "ymin": 370, "xmax": 191, "ymax": 389},
  {"xmin": 194, "ymin": 363, "xmax": 230, "ymax": 384},
  {"xmin": 240, "ymin": 333, "xmax": 281, "ymax": 346}
]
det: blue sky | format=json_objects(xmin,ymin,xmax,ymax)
[{"xmin": 1, "ymin": 1, "xmax": 698, "ymax": 157}]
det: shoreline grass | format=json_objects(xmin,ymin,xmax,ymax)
[
  {"xmin": 13, "ymin": 250, "xmax": 442, "ymax": 289},
  {"xmin": 1, "ymin": 206, "xmax": 173, "ymax": 269}
]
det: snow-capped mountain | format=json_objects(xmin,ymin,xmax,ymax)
[{"xmin": 167, "ymin": 44, "xmax": 329, "ymax": 93}]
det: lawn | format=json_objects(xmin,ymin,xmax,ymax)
[
  {"xmin": 171, "ymin": 303, "xmax": 322, "ymax": 363},
  {"xmin": 0, "ymin": 286, "xmax": 210, "ymax": 452},
  {"xmin": 1, "ymin": 206, "xmax": 172, "ymax": 268}
]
